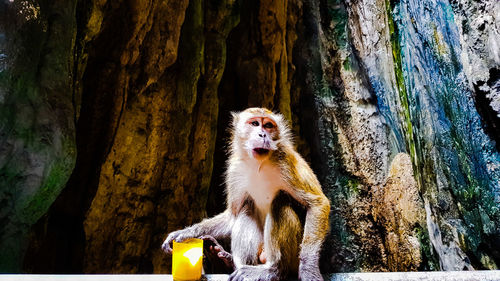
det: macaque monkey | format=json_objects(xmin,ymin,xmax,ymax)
[{"xmin": 162, "ymin": 108, "xmax": 330, "ymax": 281}]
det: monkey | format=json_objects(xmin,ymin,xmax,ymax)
[{"xmin": 162, "ymin": 107, "xmax": 330, "ymax": 281}]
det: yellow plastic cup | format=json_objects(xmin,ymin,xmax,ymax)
[{"xmin": 172, "ymin": 238, "xmax": 203, "ymax": 281}]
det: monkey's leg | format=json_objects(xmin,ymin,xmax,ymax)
[
  {"xmin": 264, "ymin": 192, "xmax": 302, "ymax": 278},
  {"xmin": 230, "ymin": 210, "xmax": 263, "ymax": 268},
  {"xmin": 229, "ymin": 192, "xmax": 303, "ymax": 281}
]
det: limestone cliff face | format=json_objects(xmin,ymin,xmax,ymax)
[{"xmin": 0, "ymin": 0, "xmax": 498, "ymax": 273}]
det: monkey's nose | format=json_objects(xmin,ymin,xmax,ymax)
[{"xmin": 259, "ymin": 133, "xmax": 265, "ymax": 138}]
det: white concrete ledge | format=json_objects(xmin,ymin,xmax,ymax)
[
  {"xmin": 327, "ymin": 271, "xmax": 500, "ymax": 281},
  {"xmin": 0, "ymin": 271, "xmax": 499, "ymax": 281}
]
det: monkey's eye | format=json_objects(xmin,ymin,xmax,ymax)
[
  {"xmin": 263, "ymin": 122, "xmax": 274, "ymax": 129},
  {"xmin": 250, "ymin": 121, "xmax": 259, "ymax": 126}
]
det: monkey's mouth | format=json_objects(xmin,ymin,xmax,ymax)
[{"xmin": 253, "ymin": 148, "xmax": 270, "ymax": 156}]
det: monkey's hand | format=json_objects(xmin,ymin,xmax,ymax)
[
  {"xmin": 229, "ymin": 265, "xmax": 279, "ymax": 281},
  {"xmin": 200, "ymin": 235, "xmax": 235, "ymax": 270},
  {"xmin": 298, "ymin": 259, "xmax": 324, "ymax": 281},
  {"xmin": 161, "ymin": 229, "xmax": 196, "ymax": 255}
]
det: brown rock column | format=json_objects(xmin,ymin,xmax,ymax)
[{"xmin": 83, "ymin": 0, "xmax": 240, "ymax": 273}]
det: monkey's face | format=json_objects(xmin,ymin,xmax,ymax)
[
  {"xmin": 240, "ymin": 115, "xmax": 279, "ymax": 160},
  {"xmin": 232, "ymin": 108, "xmax": 291, "ymax": 161}
]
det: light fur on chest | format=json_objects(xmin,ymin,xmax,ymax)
[{"xmin": 236, "ymin": 160, "xmax": 286, "ymax": 225}]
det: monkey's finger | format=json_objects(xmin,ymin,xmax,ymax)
[
  {"xmin": 218, "ymin": 252, "xmax": 234, "ymax": 269},
  {"xmin": 199, "ymin": 235, "xmax": 213, "ymax": 241},
  {"xmin": 218, "ymin": 251, "xmax": 231, "ymax": 258},
  {"xmin": 200, "ymin": 235, "xmax": 219, "ymax": 246},
  {"xmin": 217, "ymin": 251, "xmax": 229, "ymax": 260},
  {"xmin": 161, "ymin": 242, "xmax": 173, "ymax": 254},
  {"xmin": 162, "ymin": 236, "xmax": 176, "ymax": 254}
]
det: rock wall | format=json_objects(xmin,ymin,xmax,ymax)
[
  {"xmin": 0, "ymin": 0, "xmax": 77, "ymax": 271},
  {"xmin": 0, "ymin": 0, "xmax": 498, "ymax": 273}
]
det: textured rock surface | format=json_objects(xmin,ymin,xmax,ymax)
[
  {"xmin": 394, "ymin": 0, "xmax": 500, "ymax": 269},
  {"xmin": 0, "ymin": 0, "xmax": 498, "ymax": 274},
  {"xmin": 372, "ymin": 153, "xmax": 425, "ymax": 271},
  {"xmin": 0, "ymin": 0, "xmax": 77, "ymax": 272},
  {"xmin": 450, "ymin": 0, "xmax": 500, "ymax": 131}
]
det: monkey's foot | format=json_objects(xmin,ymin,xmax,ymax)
[
  {"xmin": 299, "ymin": 261, "xmax": 324, "ymax": 281},
  {"xmin": 229, "ymin": 265, "xmax": 280, "ymax": 281}
]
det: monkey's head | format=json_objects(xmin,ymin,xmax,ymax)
[{"xmin": 231, "ymin": 107, "xmax": 291, "ymax": 160}]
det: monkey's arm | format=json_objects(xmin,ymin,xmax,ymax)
[
  {"xmin": 162, "ymin": 209, "xmax": 234, "ymax": 254},
  {"xmin": 297, "ymin": 192, "xmax": 330, "ymax": 280},
  {"xmin": 284, "ymin": 151, "xmax": 331, "ymax": 281}
]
